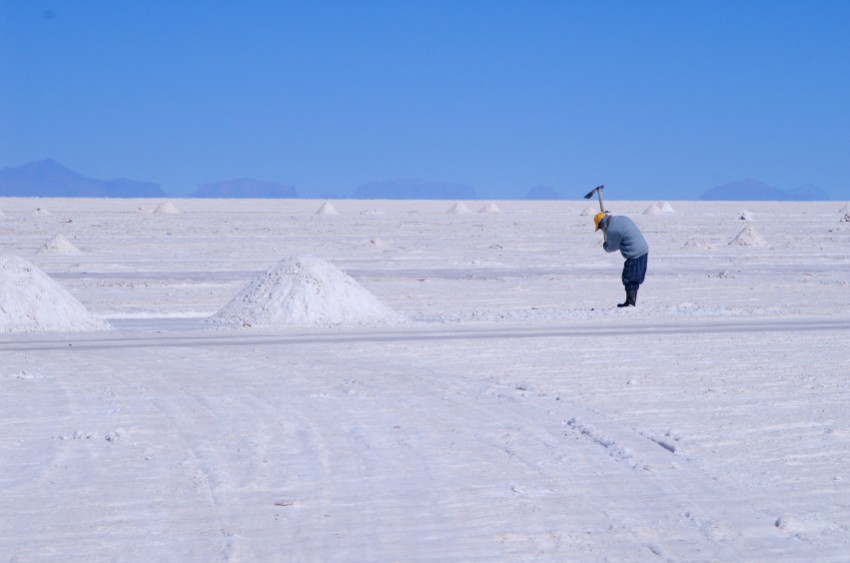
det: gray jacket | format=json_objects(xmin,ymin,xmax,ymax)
[{"xmin": 602, "ymin": 215, "xmax": 648, "ymax": 259}]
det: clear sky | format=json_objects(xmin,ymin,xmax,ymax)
[{"xmin": 2, "ymin": 1, "xmax": 848, "ymax": 199}]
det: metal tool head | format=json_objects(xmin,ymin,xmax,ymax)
[
  {"xmin": 584, "ymin": 185, "xmax": 604, "ymax": 199},
  {"xmin": 584, "ymin": 185, "xmax": 606, "ymax": 212}
]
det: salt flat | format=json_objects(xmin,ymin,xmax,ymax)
[{"xmin": 2, "ymin": 198, "xmax": 849, "ymax": 561}]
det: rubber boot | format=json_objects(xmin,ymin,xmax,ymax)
[{"xmin": 617, "ymin": 289, "xmax": 637, "ymax": 308}]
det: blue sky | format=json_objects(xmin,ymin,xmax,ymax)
[{"xmin": 2, "ymin": 1, "xmax": 848, "ymax": 199}]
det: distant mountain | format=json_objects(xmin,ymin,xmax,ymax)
[
  {"xmin": 702, "ymin": 178, "xmax": 829, "ymax": 201},
  {"xmin": 785, "ymin": 184, "xmax": 830, "ymax": 201},
  {"xmin": 353, "ymin": 179, "xmax": 477, "ymax": 200},
  {"xmin": 525, "ymin": 185, "xmax": 561, "ymax": 200},
  {"xmin": 191, "ymin": 178, "xmax": 298, "ymax": 199},
  {"xmin": 701, "ymin": 179, "xmax": 786, "ymax": 200},
  {"xmin": 0, "ymin": 159, "xmax": 165, "ymax": 197}
]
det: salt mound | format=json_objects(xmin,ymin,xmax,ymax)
[
  {"xmin": 841, "ymin": 213, "xmax": 850, "ymax": 223},
  {"xmin": 154, "ymin": 201, "xmax": 180, "ymax": 214},
  {"xmin": 839, "ymin": 203, "xmax": 850, "ymax": 214},
  {"xmin": 580, "ymin": 206, "xmax": 596, "ymax": 216},
  {"xmin": 644, "ymin": 202, "xmax": 675, "ymax": 215},
  {"xmin": 447, "ymin": 202, "xmax": 472, "ymax": 214},
  {"xmin": 643, "ymin": 203, "xmax": 664, "ymax": 215},
  {"xmin": 739, "ymin": 210, "xmax": 754, "ymax": 221},
  {"xmin": 209, "ymin": 255, "xmax": 403, "ymax": 327},
  {"xmin": 316, "ymin": 201, "xmax": 338, "ymax": 215},
  {"xmin": 1, "ymin": 255, "xmax": 109, "ymax": 333},
  {"xmin": 33, "ymin": 207, "xmax": 51, "ymax": 217},
  {"xmin": 683, "ymin": 237, "xmax": 714, "ymax": 250},
  {"xmin": 478, "ymin": 202, "xmax": 502, "ymax": 214},
  {"xmin": 37, "ymin": 234, "xmax": 82, "ymax": 255},
  {"xmin": 729, "ymin": 225, "xmax": 768, "ymax": 247}
]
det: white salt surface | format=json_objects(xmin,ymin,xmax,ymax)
[
  {"xmin": 0, "ymin": 255, "xmax": 108, "ymax": 332},
  {"xmin": 1, "ymin": 198, "xmax": 849, "ymax": 560},
  {"xmin": 366, "ymin": 237, "xmax": 390, "ymax": 249}
]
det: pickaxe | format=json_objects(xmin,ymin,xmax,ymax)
[{"xmin": 584, "ymin": 185, "xmax": 606, "ymax": 213}]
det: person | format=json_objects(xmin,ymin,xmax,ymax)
[{"xmin": 594, "ymin": 211, "xmax": 648, "ymax": 307}]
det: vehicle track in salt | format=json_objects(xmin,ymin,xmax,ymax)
[
  {"xmin": 99, "ymin": 330, "xmax": 812, "ymax": 560},
  {"xmin": 3, "ymin": 316, "xmax": 847, "ymax": 560}
]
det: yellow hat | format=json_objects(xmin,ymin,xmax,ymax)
[{"xmin": 594, "ymin": 212, "xmax": 608, "ymax": 231}]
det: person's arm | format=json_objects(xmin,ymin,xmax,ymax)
[{"xmin": 602, "ymin": 221, "xmax": 620, "ymax": 253}]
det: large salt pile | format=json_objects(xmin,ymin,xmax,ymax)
[
  {"xmin": 1, "ymin": 255, "xmax": 109, "ymax": 333},
  {"xmin": 33, "ymin": 207, "xmax": 51, "ymax": 217},
  {"xmin": 37, "ymin": 234, "xmax": 83, "ymax": 255},
  {"xmin": 316, "ymin": 201, "xmax": 338, "ymax": 215},
  {"xmin": 447, "ymin": 202, "xmax": 472, "ymax": 214},
  {"xmin": 478, "ymin": 202, "xmax": 502, "ymax": 214},
  {"xmin": 729, "ymin": 225, "xmax": 768, "ymax": 247},
  {"xmin": 209, "ymin": 255, "xmax": 403, "ymax": 327},
  {"xmin": 154, "ymin": 201, "xmax": 180, "ymax": 214},
  {"xmin": 580, "ymin": 206, "xmax": 596, "ymax": 216}
]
